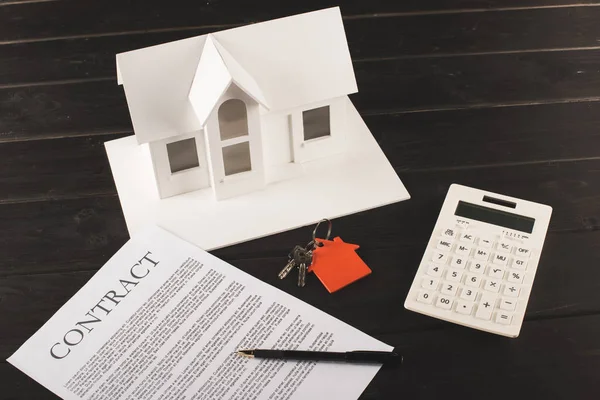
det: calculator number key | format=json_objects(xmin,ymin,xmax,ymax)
[
  {"xmin": 431, "ymin": 250, "xmax": 448, "ymax": 264},
  {"xmin": 488, "ymin": 267, "xmax": 505, "ymax": 279},
  {"xmin": 436, "ymin": 296, "xmax": 454, "ymax": 310},
  {"xmin": 464, "ymin": 273, "xmax": 482, "ymax": 288},
  {"xmin": 493, "ymin": 253, "xmax": 509, "ymax": 266},
  {"xmin": 446, "ymin": 268, "xmax": 463, "ymax": 282},
  {"xmin": 484, "ymin": 278, "xmax": 501, "ymax": 293},
  {"xmin": 469, "ymin": 261, "xmax": 486, "ymax": 273},
  {"xmin": 417, "ymin": 290, "xmax": 434, "ymax": 305},
  {"xmin": 455, "ymin": 244, "xmax": 472, "ymax": 257},
  {"xmin": 426, "ymin": 263, "xmax": 444, "ymax": 277},
  {"xmin": 460, "ymin": 288, "xmax": 478, "ymax": 301},
  {"xmin": 455, "ymin": 300, "xmax": 473, "ymax": 315},
  {"xmin": 422, "ymin": 277, "xmax": 440, "ymax": 290},
  {"xmin": 450, "ymin": 256, "xmax": 467, "ymax": 269},
  {"xmin": 474, "ymin": 248, "xmax": 490, "ymax": 261},
  {"xmin": 441, "ymin": 283, "xmax": 458, "ymax": 296}
]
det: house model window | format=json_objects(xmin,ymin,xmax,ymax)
[
  {"xmin": 219, "ymin": 99, "xmax": 252, "ymax": 176},
  {"xmin": 303, "ymin": 106, "xmax": 331, "ymax": 141},
  {"xmin": 167, "ymin": 138, "xmax": 200, "ymax": 173}
]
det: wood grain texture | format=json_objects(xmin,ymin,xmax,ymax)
[
  {"xmin": 4, "ymin": 6, "xmax": 600, "ymax": 86},
  {"xmin": 5, "ymin": 50, "xmax": 600, "ymax": 141}
]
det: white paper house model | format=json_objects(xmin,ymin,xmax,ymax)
[
  {"xmin": 108, "ymin": 7, "xmax": 409, "ymax": 251},
  {"xmin": 116, "ymin": 7, "xmax": 359, "ymax": 200}
]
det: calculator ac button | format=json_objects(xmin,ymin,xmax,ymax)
[
  {"xmin": 516, "ymin": 246, "xmax": 532, "ymax": 258},
  {"xmin": 492, "ymin": 253, "xmax": 509, "ymax": 266},
  {"xmin": 504, "ymin": 285, "xmax": 520, "ymax": 297},
  {"xmin": 446, "ymin": 268, "xmax": 463, "ymax": 282},
  {"xmin": 495, "ymin": 312, "xmax": 513, "ymax": 325},
  {"xmin": 455, "ymin": 300, "xmax": 473, "ymax": 315},
  {"xmin": 483, "ymin": 278, "xmax": 501, "ymax": 293},
  {"xmin": 436, "ymin": 295, "xmax": 454, "ymax": 310},
  {"xmin": 488, "ymin": 267, "xmax": 505, "ymax": 279},
  {"xmin": 426, "ymin": 263, "xmax": 444, "ymax": 277},
  {"xmin": 464, "ymin": 273, "xmax": 482, "ymax": 288},
  {"xmin": 436, "ymin": 239, "xmax": 453, "ymax": 251},
  {"xmin": 460, "ymin": 232, "xmax": 475, "ymax": 243},
  {"xmin": 460, "ymin": 288, "xmax": 478, "ymax": 301},
  {"xmin": 469, "ymin": 261, "xmax": 486, "ymax": 273},
  {"xmin": 450, "ymin": 255, "xmax": 467, "ymax": 269},
  {"xmin": 507, "ymin": 271, "xmax": 524, "ymax": 284},
  {"xmin": 497, "ymin": 241, "xmax": 513, "ymax": 253},
  {"xmin": 441, "ymin": 282, "xmax": 459, "ymax": 296},
  {"xmin": 431, "ymin": 250, "xmax": 448, "ymax": 264},
  {"xmin": 500, "ymin": 298, "xmax": 517, "ymax": 311},
  {"xmin": 417, "ymin": 290, "xmax": 434, "ymax": 305},
  {"xmin": 422, "ymin": 277, "xmax": 440, "ymax": 290},
  {"xmin": 455, "ymin": 244, "xmax": 472, "ymax": 257},
  {"xmin": 473, "ymin": 248, "xmax": 490, "ymax": 261},
  {"xmin": 512, "ymin": 257, "xmax": 528, "ymax": 270},
  {"xmin": 441, "ymin": 228, "xmax": 458, "ymax": 240}
]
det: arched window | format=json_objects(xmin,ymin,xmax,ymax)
[
  {"xmin": 218, "ymin": 99, "xmax": 248, "ymax": 140},
  {"xmin": 218, "ymin": 99, "xmax": 251, "ymax": 176}
]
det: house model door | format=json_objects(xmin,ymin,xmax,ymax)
[{"xmin": 204, "ymin": 87, "xmax": 265, "ymax": 200}]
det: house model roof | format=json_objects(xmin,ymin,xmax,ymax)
[{"xmin": 116, "ymin": 7, "xmax": 358, "ymax": 144}]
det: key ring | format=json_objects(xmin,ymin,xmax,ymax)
[{"xmin": 312, "ymin": 218, "xmax": 332, "ymax": 246}]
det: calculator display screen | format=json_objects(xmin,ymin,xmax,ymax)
[{"xmin": 454, "ymin": 201, "xmax": 535, "ymax": 233}]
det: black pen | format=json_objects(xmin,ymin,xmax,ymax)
[{"xmin": 236, "ymin": 349, "xmax": 402, "ymax": 365}]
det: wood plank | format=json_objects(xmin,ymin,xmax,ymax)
[
  {"xmin": 2, "ymin": 228, "xmax": 600, "ymax": 363},
  {"xmin": 4, "ymin": 6, "xmax": 600, "ymax": 85},
  {"xmin": 361, "ymin": 314, "xmax": 600, "ymax": 399},
  {"xmin": 2, "ymin": 101, "xmax": 600, "ymax": 202},
  {"xmin": 1, "ymin": 158, "xmax": 599, "ymax": 276},
  {"xmin": 4, "ymin": 50, "xmax": 600, "ymax": 140},
  {"xmin": 2, "ymin": 1, "xmax": 598, "ymax": 42}
]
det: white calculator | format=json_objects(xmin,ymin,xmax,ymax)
[{"xmin": 404, "ymin": 184, "xmax": 552, "ymax": 337}]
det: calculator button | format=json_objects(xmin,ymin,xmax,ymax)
[
  {"xmin": 473, "ymin": 248, "xmax": 490, "ymax": 261},
  {"xmin": 512, "ymin": 257, "xmax": 528, "ymax": 270},
  {"xmin": 436, "ymin": 239, "xmax": 453, "ymax": 251},
  {"xmin": 475, "ymin": 294, "xmax": 496, "ymax": 320},
  {"xmin": 460, "ymin": 232, "xmax": 475, "ymax": 243},
  {"xmin": 426, "ymin": 263, "xmax": 444, "ymax": 277},
  {"xmin": 436, "ymin": 295, "xmax": 454, "ymax": 310},
  {"xmin": 497, "ymin": 241, "xmax": 513, "ymax": 253},
  {"xmin": 483, "ymin": 278, "xmax": 501, "ymax": 293},
  {"xmin": 441, "ymin": 282, "xmax": 458, "ymax": 296},
  {"xmin": 455, "ymin": 300, "xmax": 473, "ymax": 315},
  {"xmin": 450, "ymin": 256, "xmax": 467, "ymax": 269},
  {"xmin": 504, "ymin": 285, "xmax": 520, "ymax": 297},
  {"xmin": 460, "ymin": 288, "xmax": 478, "ymax": 301},
  {"xmin": 417, "ymin": 290, "xmax": 434, "ymax": 305},
  {"xmin": 478, "ymin": 236, "xmax": 494, "ymax": 248},
  {"xmin": 455, "ymin": 244, "xmax": 472, "ymax": 257},
  {"xmin": 469, "ymin": 261, "xmax": 486, "ymax": 273},
  {"xmin": 500, "ymin": 298, "xmax": 517, "ymax": 311},
  {"xmin": 507, "ymin": 271, "xmax": 524, "ymax": 284},
  {"xmin": 488, "ymin": 267, "xmax": 505, "ymax": 279},
  {"xmin": 446, "ymin": 268, "xmax": 463, "ymax": 282},
  {"xmin": 442, "ymin": 228, "xmax": 458, "ymax": 240},
  {"xmin": 516, "ymin": 245, "xmax": 532, "ymax": 258},
  {"xmin": 464, "ymin": 273, "xmax": 482, "ymax": 288},
  {"xmin": 492, "ymin": 253, "xmax": 509, "ymax": 266},
  {"xmin": 495, "ymin": 312, "xmax": 513, "ymax": 325},
  {"xmin": 422, "ymin": 277, "xmax": 440, "ymax": 290},
  {"xmin": 431, "ymin": 250, "xmax": 448, "ymax": 264}
]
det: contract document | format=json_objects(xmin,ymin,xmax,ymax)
[{"xmin": 8, "ymin": 226, "xmax": 391, "ymax": 399}]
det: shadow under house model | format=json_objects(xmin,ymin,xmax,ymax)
[{"xmin": 116, "ymin": 7, "xmax": 359, "ymax": 200}]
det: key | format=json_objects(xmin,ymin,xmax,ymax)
[
  {"xmin": 455, "ymin": 244, "xmax": 472, "ymax": 257},
  {"xmin": 293, "ymin": 247, "xmax": 312, "ymax": 287},
  {"xmin": 469, "ymin": 261, "xmax": 486, "ymax": 273},
  {"xmin": 278, "ymin": 245, "xmax": 304, "ymax": 279},
  {"xmin": 441, "ymin": 227, "xmax": 458, "ymax": 240},
  {"xmin": 446, "ymin": 268, "xmax": 463, "ymax": 282},
  {"xmin": 431, "ymin": 250, "xmax": 448, "ymax": 264},
  {"xmin": 456, "ymin": 300, "xmax": 474, "ymax": 315},
  {"xmin": 298, "ymin": 262, "xmax": 307, "ymax": 287},
  {"xmin": 488, "ymin": 267, "xmax": 505, "ymax": 279},
  {"xmin": 436, "ymin": 239, "xmax": 453, "ymax": 251},
  {"xmin": 497, "ymin": 240, "xmax": 513, "ymax": 253},
  {"xmin": 465, "ymin": 273, "xmax": 482, "ymax": 288},
  {"xmin": 426, "ymin": 263, "xmax": 443, "ymax": 277},
  {"xmin": 484, "ymin": 278, "xmax": 501, "ymax": 293},
  {"xmin": 507, "ymin": 271, "xmax": 524, "ymax": 284},
  {"xmin": 450, "ymin": 255, "xmax": 467, "ymax": 269},
  {"xmin": 500, "ymin": 298, "xmax": 517, "ymax": 311},
  {"xmin": 441, "ymin": 282, "xmax": 458, "ymax": 296},
  {"xmin": 478, "ymin": 235, "xmax": 494, "ymax": 248},
  {"xmin": 436, "ymin": 295, "xmax": 453, "ymax": 310},
  {"xmin": 495, "ymin": 312, "xmax": 512, "ymax": 325},
  {"xmin": 417, "ymin": 290, "xmax": 434, "ymax": 305},
  {"xmin": 475, "ymin": 293, "xmax": 497, "ymax": 320},
  {"xmin": 460, "ymin": 232, "xmax": 475, "ymax": 244},
  {"xmin": 512, "ymin": 257, "xmax": 528, "ymax": 270},
  {"xmin": 422, "ymin": 277, "xmax": 439, "ymax": 290},
  {"xmin": 460, "ymin": 288, "xmax": 478, "ymax": 301},
  {"xmin": 492, "ymin": 253, "xmax": 509, "ymax": 266},
  {"xmin": 474, "ymin": 248, "xmax": 490, "ymax": 261},
  {"xmin": 504, "ymin": 284, "xmax": 520, "ymax": 297},
  {"xmin": 516, "ymin": 245, "xmax": 532, "ymax": 258}
]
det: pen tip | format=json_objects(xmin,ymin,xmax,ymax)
[{"xmin": 236, "ymin": 349, "xmax": 255, "ymax": 358}]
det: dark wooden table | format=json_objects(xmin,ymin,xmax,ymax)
[{"xmin": 2, "ymin": 1, "xmax": 600, "ymax": 398}]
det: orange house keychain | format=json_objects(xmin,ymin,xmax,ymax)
[{"xmin": 278, "ymin": 219, "xmax": 371, "ymax": 292}]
